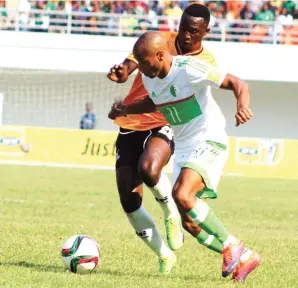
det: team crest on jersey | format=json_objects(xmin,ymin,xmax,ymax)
[
  {"xmin": 151, "ymin": 91, "xmax": 157, "ymax": 97},
  {"xmin": 170, "ymin": 85, "xmax": 179, "ymax": 97}
]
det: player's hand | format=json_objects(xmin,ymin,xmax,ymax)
[
  {"xmin": 235, "ymin": 106, "xmax": 253, "ymax": 126},
  {"xmin": 107, "ymin": 64, "xmax": 128, "ymax": 83},
  {"xmin": 108, "ymin": 101, "xmax": 127, "ymax": 120}
]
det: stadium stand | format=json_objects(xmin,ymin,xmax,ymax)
[{"xmin": 0, "ymin": 0, "xmax": 297, "ymax": 44}]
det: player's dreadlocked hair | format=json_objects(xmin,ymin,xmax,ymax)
[{"xmin": 183, "ymin": 2, "xmax": 211, "ymax": 26}]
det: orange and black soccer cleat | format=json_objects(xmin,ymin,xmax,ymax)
[
  {"xmin": 232, "ymin": 251, "xmax": 261, "ymax": 282},
  {"xmin": 222, "ymin": 240, "xmax": 245, "ymax": 277}
]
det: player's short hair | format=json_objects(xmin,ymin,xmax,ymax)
[{"xmin": 183, "ymin": 3, "xmax": 211, "ymax": 25}]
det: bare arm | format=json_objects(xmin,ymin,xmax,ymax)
[
  {"xmin": 220, "ymin": 73, "xmax": 252, "ymax": 126},
  {"xmin": 107, "ymin": 58, "xmax": 138, "ymax": 83},
  {"xmin": 108, "ymin": 97, "xmax": 156, "ymax": 120},
  {"xmin": 123, "ymin": 58, "xmax": 138, "ymax": 76}
]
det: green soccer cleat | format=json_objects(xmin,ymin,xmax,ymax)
[
  {"xmin": 159, "ymin": 252, "xmax": 177, "ymax": 275},
  {"xmin": 165, "ymin": 217, "xmax": 184, "ymax": 251}
]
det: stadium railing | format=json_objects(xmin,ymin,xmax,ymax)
[{"xmin": 0, "ymin": 7, "xmax": 298, "ymax": 44}]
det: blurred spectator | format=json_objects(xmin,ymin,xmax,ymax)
[
  {"xmin": 80, "ymin": 102, "xmax": 96, "ymax": 130},
  {"xmin": 0, "ymin": 0, "xmax": 297, "ymax": 45},
  {"xmin": 164, "ymin": 0, "xmax": 183, "ymax": 18},
  {"xmin": 240, "ymin": 2, "xmax": 256, "ymax": 20},
  {"xmin": 275, "ymin": 6, "xmax": 295, "ymax": 43},
  {"xmin": 179, "ymin": 0, "xmax": 190, "ymax": 10},
  {"xmin": 18, "ymin": 0, "xmax": 31, "ymax": 31},
  {"xmin": 277, "ymin": 7, "xmax": 294, "ymax": 26},
  {"xmin": 256, "ymin": 2, "xmax": 275, "ymax": 21},
  {"xmin": 120, "ymin": 13, "xmax": 138, "ymax": 36},
  {"xmin": 99, "ymin": 1, "xmax": 111, "ymax": 13},
  {"xmin": 268, "ymin": 0, "xmax": 283, "ymax": 14},
  {"xmin": 148, "ymin": 1, "xmax": 162, "ymax": 30},
  {"xmin": 226, "ymin": 0, "xmax": 245, "ymax": 20},
  {"xmin": 45, "ymin": 1, "xmax": 56, "ymax": 11},
  {"xmin": 71, "ymin": 0, "xmax": 82, "ymax": 34},
  {"xmin": 283, "ymin": 0, "xmax": 296, "ymax": 16},
  {"xmin": 115, "ymin": 1, "xmax": 125, "ymax": 14},
  {"xmin": 164, "ymin": 1, "xmax": 183, "ymax": 31},
  {"xmin": 65, "ymin": 1, "xmax": 72, "ymax": 14},
  {"xmin": 239, "ymin": 2, "xmax": 256, "ymax": 41},
  {"xmin": 50, "ymin": 1, "xmax": 68, "ymax": 33},
  {"xmin": 249, "ymin": 0, "xmax": 263, "ymax": 14},
  {"xmin": 0, "ymin": 0, "xmax": 7, "ymax": 30},
  {"xmin": 0, "ymin": 0, "xmax": 7, "ymax": 16},
  {"xmin": 150, "ymin": 1, "xmax": 163, "ymax": 16}
]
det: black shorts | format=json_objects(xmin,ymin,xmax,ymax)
[{"xmin": 115, "ymin": 126, "xmax": 174, "ymax": 169}]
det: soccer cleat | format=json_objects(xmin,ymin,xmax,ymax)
[
  {"xmin": 159, "ymin": 252, "xmax": 177, "ymax": 275},
  {"xmin": 232, "ymin": 251, "xmax": 261, "ymax": 282},
  {"xmin": 222, "ymin": 240, "xmax": 245, "ymax": 277},
  {"xmin": 164, "ymin": 217, "xmax": 184, "ymax": 251}
]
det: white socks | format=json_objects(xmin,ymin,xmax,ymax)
[
  {"xmin": 148, "ymin": 172, "xmax": 179, "ymax": 219},
  {"xmin": 223, "ymin": 235, "xmax": 239, "ymax": 249},
  {"xmin": 189, "ymin": 198, "xmax": 210, "ymax": 224},
  {"xmin": 127, "ymin": 206, "xmax": 172, "ymax": 258}
]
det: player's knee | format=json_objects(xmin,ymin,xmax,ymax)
[
  {"xmin": 138, "ymin": 160, "xmax": 160, "ymax": 187},
  {"xmin": 172, "ymin": 187, "xmax": 193, "ymax": 211},
  {"xmin": 119, "ymin": 193, "xmax": 142, "ymax": 214}
]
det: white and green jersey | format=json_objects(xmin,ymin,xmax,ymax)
[{"xmin": 142, "ymin": 55, "xmax": 228, "ymax": 151}]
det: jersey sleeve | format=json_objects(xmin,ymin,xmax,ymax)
[
  {"xmin": 186, "ymin": 57, "xmax": 226, "ymax": 88},
  {"xmin": 126, "ymin": 53, "xmax": 138, "ymax": 64}
]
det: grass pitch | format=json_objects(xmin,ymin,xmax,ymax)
[{"xmin": 0, "ymin": 166, "xmax": 297, "ymax": 288}]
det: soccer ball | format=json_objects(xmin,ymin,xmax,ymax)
[{"xmin": 61, "ymin": 235, "xmax": 100, "ymax": 274}]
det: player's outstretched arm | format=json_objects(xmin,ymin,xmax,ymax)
[
  {"xmin": 220, "ymin": 74, "xmax": 252, "ymax": 127},
  {"xmin": 108, "ymin": 97, "xmax": 156, "ymax": 120},
  {"xmin": 185, "ymin": 58, "xmax": 252, "ymax": 127},
  {"xmin": 107, "ymin": 59, "xmax": 138, "ymax": 83}
]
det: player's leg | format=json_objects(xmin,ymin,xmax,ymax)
[
  {"xmin": 173, "ymin": 167, "xmax": 245, "ymax": 277},
  {"xmin": 172, "ymin": 145, "xmax": 260, "ymax": 281},
  {"xmin": 138, "ymin": 126, "xmax": 184, "ymax": 251},
  {"xmin": 180, "ymin": 210, "xmax": 223, "ymax": 253},
  {"xmin": 173, "ymin": 141, "xmax": 250, "ymax": 277},
  {"xmin": 178, "ymin": 192, "xmax": 259, "ymax": 281},
  {"xmin": 172, "ymin": 161, "xmax": 223, "ymax": 253},
  {"xmin": 116, "ymin": 129, "xmax": 176, "ymax": 274}
]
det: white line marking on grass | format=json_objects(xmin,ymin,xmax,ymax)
[{"xmin": 0, "ymin": 198, "xmax": 96, "ymax": 207}]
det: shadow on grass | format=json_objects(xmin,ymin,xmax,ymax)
[
  {"xmin": 0, "ymin": 261, "xmax": 219, "ymax": 282},
  {"xmin": 0, "ymin": 261, "xmax": 157, "ymax": 278},
  {"xmin": 93, "ymin": 267, "xmax": 161, "ymax": 278},
  {"xmin": 95, "ymin": 267, "xmax": 219, "ymax": 282},
  {"xmin": 0, "ymin": 260, "xmax": 65, "ymax": 273}
]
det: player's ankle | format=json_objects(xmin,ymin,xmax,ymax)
[{"xmin": 223, "ymin": 235, "xmax": 239, "ymax": 248}]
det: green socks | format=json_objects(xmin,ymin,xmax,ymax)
[
  {"xmin": 196, "ymin": 229, "xmax": 223, "ymax": 253},
  {"xmin": 187, "ymin": 199, "xmax": 229, "ymax": 244}
]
